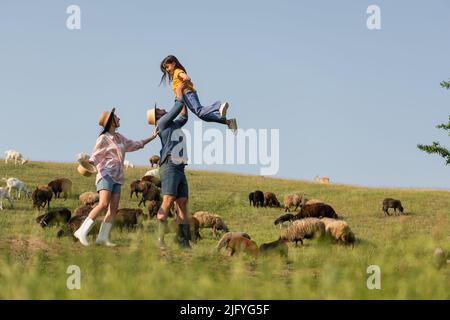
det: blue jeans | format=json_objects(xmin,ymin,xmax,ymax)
[{"xmin": 183, "ymin": 90, "xmax": 226, "ymax": 124}]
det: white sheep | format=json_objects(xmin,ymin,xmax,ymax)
[
  {"xmin": 144, "ymin": 168, "xmax": 160, "ymax": 179},
  {"xmin": 124, "ymin": 160, "xmax": 134, "ymax": 170},
  {"xmin": 0, "ymin": 187, "xmax": 14, "ymax": 210},
  {"xmin": 4, "ymin": 150, "xmax": 28, "ymax": 165},
  {"xmin": 320, "ymin": 217, "xmax": 356, "ymax": 246},
  {"xmin": 280, "ymin": 218, "xmax": 325, "ymax": 246},
  {"xmin": 2, "ymin": 177, "xmax": 30, "ymax": 199}
]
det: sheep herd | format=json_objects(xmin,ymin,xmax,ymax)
[{"xmin": 0, "ymin": 152, "xmax": 413, "ymax": 261}]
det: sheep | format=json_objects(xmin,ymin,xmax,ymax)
[
  {"xmin": 35, "ymin": 208, "xmax": 71, "ymax": 228},
  {"xmin": 252, "ymin": 190, "xmax": 264, "ymax": 207},
  {"xmin": 273, "ymin": 213, "xmax": 295, "ymax": 228},
  {"xmin": 263, "ymin": 192, "xmax": 281, "ymax": 207},
  {"xmin": 145, "ymin": 200, "xmax": 162, "ymax": 219},
  {"xmin": 124, "ymin": 160, "xmax": 134, "ymax": 170},
  {"xmin": 79, "ymin": 192, "xmax": 99, "ymax": 206},
  {"xmin": 382, "ymin": 198, "xmax": 404, "ymax": 216},
  {"xmin": 76, "ymin": 153, "xmax": 90, "ymax": 162},
  {"xmin": 315, "ymin": 176, "xmax": 330, "ymax": 184},
  {"xmin": 114, "ymin": 208, "xmax": 147, "ymax": 230},
  {"xmin": 0, "ymin": 187, "xmax": 14, "ymax": 210},
  {"xmin": 4, "ymin": 150, "xmax": 28, "ymax": 165},
  {"xmin": 48, "ymin": 178, "xmax": 72, "ymax": 200},
  {"xmin": 56, "ymin": 214, "xmax": 101, "ymax": 239},
  {"xmin": 149, "ymin": 155, "xmax": 161, "ymax": 168},
  {"xmin": 32, "ymin": 185, "xmax": 53, "ymax": 210},
  {"xmin": 193, "ymin": 211, "xmax": 229, "ymax": 237},
  {"xmin": 130, "ymin": 180, "xmax": 145, "ymax": 199},
  {"xmin": 294, "ymin": 202, "xmax": 338, "ymax": 220},
  {"xmin": 141, "ymin": 175, "xmax": 161, "ymax": 188},
  {"xmin": 2, "ymin": 177, "xmax": 30, "ymax": 199},
  {"xmin": 248, "ymin": 192, "xmax": 254, "ymax": 206},
  {"xmin": 216, "ymin": 232, "xmax": 251, "ymax": 252},
  {"xmin": 280, "ymin": 218, "xmax": 326, "ymax": 246},
  {"xmin": 306, "ymin": 199, "xmax": 323, "ymax": 205},
  {"xmin": 138, "ymin": 182, "xmax": 161, "ymax": 207},
  {"xmin": 283, "ymin": 193, "xmax": 306, "ymax": 212},
  {"xmin": 259, "ymin": 237, "xmax": 289, "ymax": 257},
  {"xmin": 227, "ymin": 236, "xmax": 259, "ymax": 258},
  {"xmin": 73, "ymin": 204, "xmax": 96, "ymax": 216},
  {"xmin": 320, "ymin": 218, "xmax": 356, "ymax": 246},
  {"xmin": 144, "ymin": 168, "xmax": 160, "ymax": 180}
]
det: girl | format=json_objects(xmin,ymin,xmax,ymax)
[
  {"xmin": 159, "ymin": 55, "xmax": 238, "ymax": 134},
  {"xmin": 75, "ymin": 108, "xmax": 159, "ymax": 246}
]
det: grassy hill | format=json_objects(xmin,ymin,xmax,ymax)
[{"xmin": 0, "ymin": 161, "xmax": 448, "ymax": 299}]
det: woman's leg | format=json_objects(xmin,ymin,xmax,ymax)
[
  {"xmin": 88, "ymin": 189, "xmax": 111, "ymax": 220},
  {"xmin": 96, "ymin": 188, "xmax": 120, "ymax": 246},
  {"xmin": 104, "ymin": 192, "xmax": 120, "ymax": 223},
  {"xmin": 183, "ymin": 91, "xmax": 227, "ymax": 124}
]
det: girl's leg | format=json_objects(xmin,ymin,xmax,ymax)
[
  {"xmin": 96, "ymin": 190, "xmax": 120, "ymax": 246},
  {"xmin": 183, "ymin": 91, "xmax": 227, "ymax": 124},
  {"xmin": 88, "ymin": 189, "xmax": 111, "ymax": 220}
]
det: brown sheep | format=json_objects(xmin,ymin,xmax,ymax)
[
  {"xmin": 138, "ymin": 182, "xmax": 161, "ymax": 207},
  {"xmin": 73, "ymin": 204, "xmax": 96, "ymax": 217},
  {"xmin": 193, "ymin": 211, "xmax": 229, "ymax": 237},
  {"xmin": 216, "ymin": 232, "xmax": 251, "ymax": 252},
  {"xmin": 149, "ymin": 155, "xmax": 161, "ymax": 167},
  {"xmin": 263, "ymin": 192, "xmax": 281, "ymax": 207},
  {"xmin": 114, "ymin": 208, "xmax": 147, "ymax": 230},
  {"xmin": 294, "ymin": 202, "xmax": 338, "ymax": 220},
  {"xmin": 48, "ymin": 178, "xmax": 72, "ymax": 200},
  {"xmin": 141, "ymin": 175, "xmax": 161, "ymax": 188},
  {"xmin": 283, "ymin": 193, "xmax": 306, "ymax": 212},
  {"xmin": 259, "ymin": 237, "xmax": 289, "ymax": 258},
  {"xmin": 32, "ymin": 185, "xmax": 53, "ymax": 210},
  {"xmin": 147, "ymin": 200, "xmax": 161, "ymax": 218},
  {"xmin": 79, "ymin": 192, "xmax": 99, "ymax": 206},
  {"xmin": 35, "ymin": 208, "xmax": 71, "ymax": 228},
  {"xmin": 130, "ymin": 179, "xmax": 146, "ymax": 199},
  {"xmin": 227, "ymin": 236, "xmax": 259, "ymax": 258},
  {"xmin": 56, "ymin": 214, "xmax": 101, "ymax": 239}
]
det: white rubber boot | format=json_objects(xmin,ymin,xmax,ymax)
[
  {"xmin": 74, "ymin": 217, "xmax": 95, "ymax": 247},
  {"xmin": 95, "ymin": 222, "xmax": 116, "ymax": 247}
]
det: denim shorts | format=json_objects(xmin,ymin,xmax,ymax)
[
  {"xmin": 96, "ymin": 175, "xmax": 122, "ymax": 194},
  {"xmin": 160, "ymin": 159, "xmax": 189, "ymax": 199}
]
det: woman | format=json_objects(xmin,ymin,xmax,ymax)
[{"xmin": 75, "ymin": 107, "xmax": 158, "ymax": 246}]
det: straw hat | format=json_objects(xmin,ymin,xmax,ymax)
[
  {"xmin": 99, "ymin": 107, "xmax": 116, "ymax": 128},
  {"xmin": 147, "ymin": 103, "xmax": 157, "ymax": 125},
  {"xmin": 77, "ymin": 161, "xmax": 97, "ymax": 177}
]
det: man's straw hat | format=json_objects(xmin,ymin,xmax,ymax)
[
  {"xmin": 99, "ymin": 107, "xmax": 116, "ymax": 128},
  {"xmin": 147, "ymin": 103, "xmax": 157, "ymax": 125}
]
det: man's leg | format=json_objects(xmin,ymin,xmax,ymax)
[{"xmin": 157, "ymin": 194, "xmax": 176, "ymax": 248}]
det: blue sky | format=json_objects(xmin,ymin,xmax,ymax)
[{"xmin": 0, "ymin": 0, "xmax": 449, "ymax": 188}]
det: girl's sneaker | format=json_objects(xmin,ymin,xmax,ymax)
[
  {"xmin": 227, "ymin": 118, "xmax": 238, "ymax": 135},
  {"xmin": 219, "ymin": 102, "xmax": 229, "ymax": 118}
]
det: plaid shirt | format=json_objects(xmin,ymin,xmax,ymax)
[{"xmin": 89, "ymin": 132, "xmax": 145, "ymax": 185}]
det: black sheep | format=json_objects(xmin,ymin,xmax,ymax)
[
  {"xmin": 273, "ymin": 213, "xmax": 295, "ymax": 226},
  {"xmin": 252, "ymin": 190, "xmax": 264, "ymax": 208},
  {"xmin": 382, "ymin": 198, "xmax": 404, "ymax": 216},
  {"xmin": 294, "ymin": 203, "xmax": 338, "ymax": 220},
  {"xmin": 248, "ymin": 192, "xmax": 254, "ymax": 206},
  {"xmin": 36, "ymin": 208, "xmax": 71, "ymax": 228}
]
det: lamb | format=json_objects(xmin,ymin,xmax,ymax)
[
  {"xmin": 252, "ymin": 190, "xmax": 264, "ymax": 207},
  {"xmin": 382, "ymin": 198, "xmax": 404, "ymax": 216},
  {"xmin": 35, "ymin": 208, "xmax": 71, "ymax": 228},
  {"xmin": 283, "ymin": 193, "xmax": 306, "ymax": 212},
  {"xmin": 149, "ymin": 155, "xmax": 161, "ymax": 168},
  {"xmin": 193, "ymin": 211, "xmax": 229, "ymax": 237},
  {"xmin": 294, "ymin": 202, "xmax": 338, "ymax": 220},
  {"xmin": 320, "ymin": 218, "xmax": 356, "ymax": 246},
  {"xmin": 73, "ymin": 204, "xmax": 96, "ymax": 216},
  {"xmin": 4, "ymin": 150, "xmax": 28, "ymax": 165},
  {"xmin": 138, "ymin": 182, "xmax": 161, "ymax": 207},
  {"xmin": 0, "ymin": 187, "xmax": 14, "ymax": 210},
  {"xmin": 32, "ymin": 185, "xmax": 53, "ymax": 210},
  {"xmin": 114, "ymin": 208, "xmax": 147, "ymax": 230},
  {"xmin": 216, "ymin": 232, "xmax": 251, "ymax": 252},
  {"xmin": 280, "ymin": 218, "xmax": 326, "ymax": 246},
  {"xmin": 48, "ymin": 178, "xmax": 72, "ymax": 200},
  {"xmin": 124, "ymin": 160, "xmax": 134, "ymax": 170},
  {"xmin": 264, "ymin": 192, "xmax": 281, "ymax": 207},
  {"xmin": 2, "ymin": 177, "xmax": 30, "ymax": 199},
  {"xmin": 315, "ymin": 176, "xmax": 330, "ymax": 184},
  {"xmin": 259, "ymin": 237, "xmax": 289, "ymax": 257},
  {"xmin": 227, "ymin": 236, "xmax": 259, "ymax": 258},
  {"xmin": 79, "ymin": 192, "xmax": 99, "ymax": 206},
  {"xmin": 273, "ymin": 213, "xmax": 295, "ymax": 228}
]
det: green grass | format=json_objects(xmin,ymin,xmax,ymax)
[{"xmin": 0, "ymin": 161, "xmax": 449, "ymax": 299}]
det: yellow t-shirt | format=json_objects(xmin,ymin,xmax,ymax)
[{"xmin": 172, "ymin": 68, "xmax": 195, "ymax": 95}]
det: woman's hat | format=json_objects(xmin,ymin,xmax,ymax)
[
  {"xmin": 77, "ymin": 161, "xmax": 98, "ymax": 177},
  {"xmin": 147, "ymin": 103, "xmax": 157, "ymax": 125},
  {"xmin": 99, "ymin": 107, "xmax": 116, "ymax": 128}
]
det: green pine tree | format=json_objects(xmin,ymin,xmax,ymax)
[{"xmin": 417, "ymin": 79, "xmax": 450, "ymax": 165}]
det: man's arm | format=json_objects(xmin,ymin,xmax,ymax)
[{"xmin": 157, "ymin": 82, "xmax": 186, "ymax": 130}]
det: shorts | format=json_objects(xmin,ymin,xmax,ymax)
[
  {"xmin": 96, "ymin": 175, "xmax": 122, "ymax": 194},
  {"xmin": 160, "ymin": 159, "xmax": 189, "ymax": 199}
]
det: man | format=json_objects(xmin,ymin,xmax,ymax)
[{"xmin": 147, "ymin": 82, "xmax": 190, "ymax": 249}]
